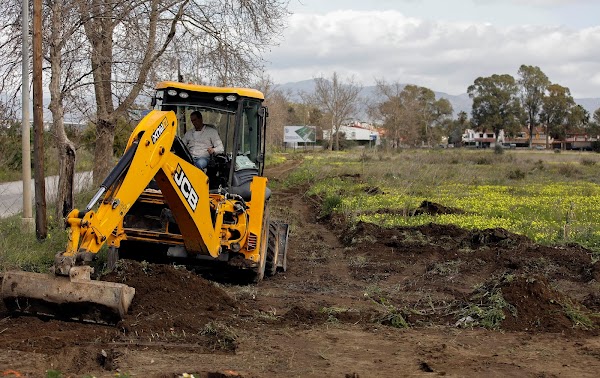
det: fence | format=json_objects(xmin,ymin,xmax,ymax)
[{"xmin": 0, "ymin": 171, "xmax": 94, "ymax": 219}]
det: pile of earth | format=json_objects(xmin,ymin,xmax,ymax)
[
  {"xmin": 334, "ymin": 216, "xmax": 600, "ymax": 333},
  {"xmin": 0, "ymin": 261, "xmax": 243, "ymax": 355}
]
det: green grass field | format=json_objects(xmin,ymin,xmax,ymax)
[
  {"xmin": 281, "ymin": 148, "xmax": 600, "ymax": 254},
  {"xmin": 2, "ymin": 147, "xmax": 599, "ymax": 273}
]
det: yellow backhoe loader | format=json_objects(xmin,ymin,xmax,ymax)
[{"xmin": 1, "ymin": 82, "xmax": 288, "ymax": 324}]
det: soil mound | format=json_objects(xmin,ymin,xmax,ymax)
[
  {"xmin": 338, "ymin": 220, "xmax": 599, "ymax": 332},
  {"xmin": 500, "ymin": 276, "xmax": 576, "ymax": 332},
  {"xmin": 413, "ymin": 200, "xmax": 465, "ymax": 216},
  {"xmin": 102, "ymin": 260, "xmax": 239, "ymax": 334},
  {"xmin": 0, "ymin": 261, "xmax": 242, "ymax": 356}
]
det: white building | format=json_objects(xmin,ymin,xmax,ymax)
[
  {"xmin": 462, "ymin": 129, "xmax": 505, "ymax": 148},
  {"xmin": 323, "ymin": 122, "xmax": 381, "ymax": 146}
]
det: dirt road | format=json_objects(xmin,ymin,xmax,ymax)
[{"xmin": 1, "ymin": 160, "xmax": 599, "ymax": 377}]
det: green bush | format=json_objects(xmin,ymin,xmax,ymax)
[
  {"xmin": 320, "ymin": 193, "xmax": 342, "ymax": 218},
  {"xmin": 0, "ymin": 126, "xmax": 24, "ymax": 171}
]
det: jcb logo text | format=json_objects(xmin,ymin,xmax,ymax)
[
  {"xmin": 174, "ymin": 164, "xmax": 198, "ymax": 211},
  {"xmin": 151, "ymin": 118, "xmax": 168, "ymax": 144}
]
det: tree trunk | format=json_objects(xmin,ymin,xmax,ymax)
[
  {"xmin": 81, "ymin": 0, "xmax": 177, "ymax": 184},
  {"xmin": 93, "ymin": 119, "xmax": 116, "ymax": 184},
  {"xmin": 49, "ymin": 0, "xmax": 76, "ymax": 220},
  {"xmin": 529, "ymin": 118, "xmax": 534, "ymax": 148},
  {"xmin": 90, "ymin": 33, "xmax": 116, "ymax": 185},
  {"xmin": 32, "ymin": 0, "xmax": 47, "ymax": 239},
  {"xmin": 57, "ymin": 142, "xmax": 76, "ymax": 218},
  {"xmin": 329, "ymin": 121, "xmax": 334, "ymax": 151}
]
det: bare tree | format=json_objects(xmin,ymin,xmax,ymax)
[
  {"xmin": 253, "ymin": 74, "xmax": 290, "ymax": 149},
  {"xmin": 75, "ymin": 0, "xmax": 290, "ymax": 183},
  {"xmin": 47, "ymin": 0, "xmax": 93, "ymax": 218},
  {"xmin": 0, "ymin": 0, "xmax": 290, "ymax": 220},
  {"xmin": 75, "ymin": 0, "xmax": 185, "ymax": 183},
  {"xmin": 308, "ymin": 72, "xmax": 362, "ymax": 151},
  {"xmin": 1, "ymin": 0, "xmax": 92, "ymax": 219},
  {"xmin": 371, "ymin": 80, "xmax": 405, "ymax": 149},
  {"xmin": 0, "ymin": 1, "xmax": 24, "ymax": 98}
]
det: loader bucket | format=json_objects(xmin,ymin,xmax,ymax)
[{"xmin": 1, "ymin": 270, "xmax": 135, "ymax": 324}]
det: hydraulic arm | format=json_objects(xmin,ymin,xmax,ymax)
[{"xmin": 1, "ymin": 109, "xmax": 270, "ymax": 323}]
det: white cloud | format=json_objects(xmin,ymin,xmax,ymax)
[
  {"xmin": 265, "ymin": 10, "xmax": 600, "ymax": 98},
  {"xmin": 502, "ymin": 0, "xmax": 594, "ymax": 6}
]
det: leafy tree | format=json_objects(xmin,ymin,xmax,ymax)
[
  {"xmin": 589, "ymin": 107, "xmax": 600, "ymax": 136},
  {"xmin": 540, "ymin": 84, "xmax": 575, "ymax": 142},
  {"xmin": 447, "ymin": 111, "xmax": 469, "ymax": 145},
  {"xmin": 568, "ymin": 105, "xmax": 590, "ymax": 132},
  {"xmin": 412, "ymin": 86, "xmax": 453, "ymax": 145},
  {"xmin": 518, "ymin": 65, "xmax": 550, "ymax": 148},
  {"xmin": 468, "ymin": 74, "xmax": 524, "ymax": 143},
  {"xmin": 594, "ymin": 108, "xmax": 600, "ymax": 125},
  {"xmin": 373, "ymin": 81, "xmax": 452, "ymax": 147}
]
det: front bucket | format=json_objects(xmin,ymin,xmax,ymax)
[{"xmin": 1, "ymin": 270, "xmax": 135, "ymax": 324}]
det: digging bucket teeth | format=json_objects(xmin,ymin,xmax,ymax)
[{"xmin": 1, "ymin": 268, "xmax": 135, "ymax": 324}]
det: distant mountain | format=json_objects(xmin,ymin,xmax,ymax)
[{"xmin": 276, "ymin": 79, "xmax": 600, "ymax": 120}]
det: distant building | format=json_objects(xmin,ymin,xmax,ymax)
[
  {"xmin": 322, "ymin": 121, "xmax": 382, "ymax": 146},
  {"xmin": 462, "ymin": 129, "xmax": 504, "ymax": 148},
  {"xmin": 462, "ymin": 126, "xmax": 554, "ymax": 149},
  {"xmin": 552, "ymin": 133, "xmax": 599, "ymax": 151},
  {"xmin": 504, "ymin": 126, "xmax": 551, "ymax": 148}
]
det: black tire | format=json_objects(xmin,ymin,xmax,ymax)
[{"xmin": 265, "ymin": 222, "xmax": 279, "ymax": 277}]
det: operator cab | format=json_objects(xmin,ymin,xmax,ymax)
[{"xmin": 151, "ymin": 82, "xmax": 269, "ymax": 201}]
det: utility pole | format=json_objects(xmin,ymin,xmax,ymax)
[
  {"xmin": 21, "ymin": 0, "xmax": 33, "ymax": 231},
  {"xmin": 33, "ymin": 0, "xmax": 47, "ymax": 239}
]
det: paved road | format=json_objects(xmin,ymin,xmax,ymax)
[{"xmin": 0, "ymin": 172, "xmax": 94, "ymax": 218}]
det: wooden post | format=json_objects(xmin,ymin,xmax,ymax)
[
  {"xmin": 21, "ymin": 0, "xmax": 33, "ymax": 231},
  {"xmin": 32, "ymin": 0, "xmax": 47, "ymax": 239}
]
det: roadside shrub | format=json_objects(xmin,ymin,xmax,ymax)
[
  {"xmin": 81, "ymin": 118, "xmax": 136, "ymax": 156},
  {"xmin": 507, "ymin": 169, "xmax": 526, "ymax": 180},
  {"xmin": 557, "ymin": 164, "xmax": 581, "ymax": 178},
  {"xmin": 320, "ymin": 193, "xmax": 342, "ymax": 218},
  {"xmin": 475, "ymin": 156, "xmax": 492, "ymax": 165},
  {"xmin": 0, "ymin": 126, "xmax": 23, "ymax": 171}
]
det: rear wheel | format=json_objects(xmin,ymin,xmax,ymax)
[{"xmin": 265, "ymin": 222, "xmax": 279, "ymax": 277}]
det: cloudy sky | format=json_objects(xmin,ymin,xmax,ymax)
[{"xmin": 264, "ymin": 0, "xmax": 600, "ymax": 98}]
